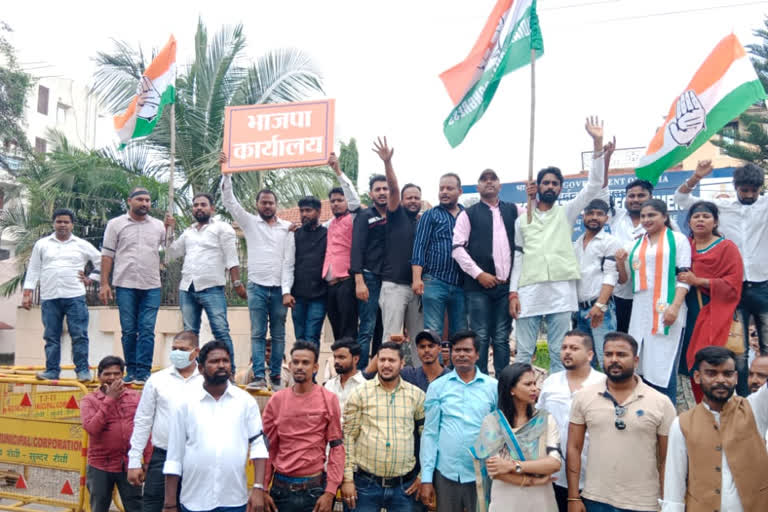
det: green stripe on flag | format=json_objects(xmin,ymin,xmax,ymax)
[{"xmin": 132, "ymin": 86, "xmax": 176, "ymax": 140}]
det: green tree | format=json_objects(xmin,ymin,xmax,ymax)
[
  {"xmin": 339, "ymin": 137, "xmax": 359, "ymax": 184},
  {"xmin": 0, "ymin": 21, "xmax": 33, "ymax": 169}
]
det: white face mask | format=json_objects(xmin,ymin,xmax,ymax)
[{"xmin": 170, "ymin": 349, "xmax": 195, "ymax": 370}]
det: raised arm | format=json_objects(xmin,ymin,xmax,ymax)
[
  {"xmin": 329, "ymin": 152, "xmax": 360, "ymax": 212},
  {"xmin": 220, "ymin": 173, "xmax": 256, "ymax": 230},
  {"xmin": 565, "ymin": 116, "xmax": 607, "ymax": 224},
  {"xmin": 372, "ymin": 137, "xmax": 400, "ymax": 212},
  {"xmin": 675, "ymin": 159, "xmax": 713, "ymax": 210}
]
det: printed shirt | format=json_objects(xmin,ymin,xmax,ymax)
[
  {"xmin": 412, "ymin": 204, "xmax": 465, "ymax": 286},
  {"xmin": 167, "ymin": 219, "xmax": 239, "ymax": 292},
  {"xmin": 101, "ymin": 214, "xmax": 166, "ymax": 289},
  {"xmin": 23, "ymin": 233, "xmax": 101, "ymax": 300}
]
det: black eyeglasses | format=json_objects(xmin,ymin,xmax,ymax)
[
  {"xmin": 602, "ymin": 390, "xmax": 627, "ymax": 431},
  {"xmin": 750, "ymin": 330, "xmax": 758, "ymax": 338}
]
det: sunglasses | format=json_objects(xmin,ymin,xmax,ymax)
[{"xmin": 602, "ymin": 390, "xmax": 628, "ymax": 431}]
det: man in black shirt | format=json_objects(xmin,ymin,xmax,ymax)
[
  {"xmin": 284, "ymin": 196, "xmax": 327, "ymax": 345},
  {"xmin": 372, "ymin": 137, "xmax": 424, "ymax": 365}
]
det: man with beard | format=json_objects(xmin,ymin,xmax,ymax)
[
  {"xmin": 509, "ymin": 117, "xmax": 607, "ymax": 373},
  {"xmin": 572, "ymin": 199, "xmax": 623, "ymax": 368},
  {"xmin": 166, "ymin": 194, "xmax": 245, "ymax": 371},
  {"xmin": 662, "ymin": 346, "xmax": 768, "ymax": 511},
  {"xmin": 412, "ymin": 173, "xmax": 467, "ymax": 339},
  {"xmin": 284, "ymin": 196, "xmax": 328, "ymax": 345},
  {"xmin": 567, "ymin": 332, "xmax": 676, "ymax": 512},
  {"xmin": 324, "ymin": 337, "xmax": 367, "ymax": 418},
  {"xmin": 221, "ymin": 158, "xmax": 295, "ymax": 391},
  {"xmin": 372, "ymin": 137, "xmax": 424, "ymax": 364},
  {"xmin": 261, "ymin": 341, "xmax": 344, "ymax": 512},
  {"xmin": 453, "ymin": 168, "xmax": 517, "ymax": 376},
  {"xmin": 401, "ymin": 330, "xmax": 450, "ymax": 392},
  {"xmin": 749, "ymin": 354, "xmax": 768, "ymax": 394},
  {"xmin": 163, "ymin": 340, "xmax": 268, "ymax": 512},
  {"xmin": 100, "ymin": 187, "xmax": 169, "ymax": 384},
  {"xmin": 536, "ymin": 330, "xmax": 605, "ymax": 512},
  {"xmin": 341, "ymin": 342, "xmax": 425, "ymax": 511},
  {"xmin": 676, "ymin": 161, "xmax": 768, "ymax": 396}
]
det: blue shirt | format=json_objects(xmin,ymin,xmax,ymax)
[
  {"xmin": 411, "ymin": 205, "xmax": 464, "ymax": 286},
  {"xmin": 401, "ymin": 366, "xmax": 450, "ymax": 393},
  {"xmin": 420, "ymin": 368, "xmax": 497, "ymax": 484}
]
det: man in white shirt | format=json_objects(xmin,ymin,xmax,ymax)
[
  {"xmin": 675, "ymin": 160, "xmax": 768, "ymax": 396},
  {"xmin": 573, "ymin": 199, "xmax": 623, "ymax": 368},
  {"xmin": 166, "ymin": 193, "xmax": 246, "ymax": 372},
  {"xmin": 221, "ymin": 168, "xmax": 294, "ymax": 392},
  {"xmin": 324, "ymin": 337, "xmax": 366, "ymax": 416},
  {"xmin": 537, "ymin": 330, "xmax": 605, "ymax": 512},
  {"xmin": 127, "ymin": 331, "xmax": 203, "ymax": 512},
  {"xmin": 22, "ymin": 208, "xmax": 101, "ymax": 382},
  {"xmin": 509, "ymin": 117, "xmax": 607, "ymax": 372},
  {"xmin": 163, "ymin": 340, "xmax": 268, "ymax": 512}
]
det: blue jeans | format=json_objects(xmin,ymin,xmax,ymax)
[
  {"xmin": 291, "ymin": 297, "xmax": 327, "ymax": 345},
  {"xmin": 583, "ymin": 498, "xmax": 654, "ymax": 512},
  {"xmin": 356, "ymin": 271, "xmax": 382, "ymax": 370},
  {"xmin": 466, "ymin": 285, "xmax": 511, "ymax": 375},
  {"xmin": 270, "ymin": 478, "xmax": 326, "ymax": 512},
  {"xmin": 353, "ymin": 473, "xmax": 420, "ymax": 512},
  {"xmin": 41, "ymin": 296, "xmax": 90, "ymax": 375},
  {"xmin": 180, "ymin": 506, "xmax": 245, "ymax": 512},
  {"xmin": 576, "ymin": 301, "xmax": 617, "ymax": 369},
  {"xmin": 515, "ymin": 311, "xmax": 572, "ymax": 373},
  {"xmin": 115, "ymin": 287, "xmax": 161, "ymax": 380},
  {"xmin": 180, "ymin": 286, "xmax": 235, "ymax": 371},
  {"xmin": 422, "ymin": 275, "xmax": 466, "ymax": 339},
  {"xmin": 247, "ymin": 283, "xmax": 287, "ymax": 380}
]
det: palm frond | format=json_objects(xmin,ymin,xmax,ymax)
[
  {"xmin": 237, "ymin": 48, "xmax": 324, "ymax": 105},
  {"xmin": 90, "ymin": 39, "xmax": 148, "ymax": 114}
]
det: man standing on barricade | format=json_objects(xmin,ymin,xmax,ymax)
[
  {"xmin": 127, "ymin": 331, "xmax": 203, "ymax": 512},
  {"xmin": 23, "ymin": 208, "xmax": 101, "ymax": 382}
]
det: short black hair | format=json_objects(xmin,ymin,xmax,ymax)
[
  {"xmin": 52, "ymin": 208, "xmax": 75, "ymax": 223},
  {"xmin": 328, "ymin": 187, "xmax": 344, "ymax": 199},
  {"xmin": 693, "ymin": 346, "xmax": 736, "ymax": 371},
  {"xmin": 625, "ymin": 179, "xmax": 654, "ymax": 194},
  {"xmin": 291, "ymin": 340, "xmax": 320, "ymax": 363},
  {"xmin": 378, "ymin": 341, "xmax": 403, "ymax": 359},
  {"xmin": 298, "ymin": 196, "xmax": 322, "ymax": 210},
  {"xmin": 369, "ymin": 174, "xmax": 387, "ymax": 190},
  {"xmin": 256, "ymin": 189, "xmax": 277, "ymax": 202},
  {"xmin": 536, "ymin": 166, "xmax": 564, "ymax": 186},
  {"xmin": 440, "ymin": 172, "xmax": 462, "ymax": 188},
  {"xmin": 603, "ymin": 331, "xmax": 638, "ymax": 355},
  {"xmin": 174, "ymin": 330, "xmax": 199, "ymax": 347},
  {"xmin": 583, "ymin": 199, "xmax": 610, "ymax": 214},
  {"xmin": 733, "ymin": 163, "xmax": 764, "ymax": 189},
  {"xmin": 449, "ymin": 329, "xmax": 480, "ymax": 352},
  {"xmin": 98, "ymin": 355, "xmax": 125, "ymax": 376},
  {"xmin": 564, "ymin": 329, "xmax": 594, "ymax": 351},
  {"xmin": 331, "ymin": 337, "xmax": 361, "ymax": 357},
  {"xmin": 198, "ymin": 340, "xmax": 232, "ymax": 365},
  {"xmin": 401, "ymin": 183, "xmax": 421, "ymax": 197},
  {"xmin": 192, "ymin": 193, "xmax": 214, "ymax": 206}
]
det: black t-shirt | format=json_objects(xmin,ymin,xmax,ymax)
[
  {"xmin": 350, "ymin": 206, "xmax": 387, "ymax": 276},
  {"xmin": 382, "ymin": 205, "xmax": 419, "ymax": 284},
  {"xmin": 292, "ymin": 224, "xmax": 328, "ymax": 299}
]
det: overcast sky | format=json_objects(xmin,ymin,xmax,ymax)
[{"xmin": 5, "ymin": 0, "xmax": 767, "ymax": 201}]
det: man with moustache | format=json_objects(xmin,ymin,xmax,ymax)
[
  {"xmin": 401, "ymin": 330, "xmax": 451, "ymax": 392},
  {"xmin": 676, "ymin": 161, "xmax": 768, "ymax": 396},
  {"xmin": 412, "ymin": 173, "xmax": 467, "ymax": 338},
  {"xmin": 662, "ymin": 346, "xmax": 768, "ymax": 511},
  {"xmin": 166, "ymin": 194, "xmax": 245, "ymax": 371},
  {"xmin": 261, "ymin": 341, "xmax": 344, "ymax": 512},
  {"xmin": 323, "ymin": 153, "xmax": 361, "ymax": 341},
  {"xmin": 510, "ymin": 118, "xmax": 607, "ymax": 373},
  {"xmin": 536, "ymin": 330, "xmax": 605, "ymax": 511},
  {"xmin": 373, "ymin": 137, "xmax": 424, "ymax": 364},
  {"xmin": 163, "ymin": 341, "xmax": 268, "ymax": 512},
  {"xmin": 221, "ymin": 162, "xmax": 295, "ymax": 391},
  {"xmin": 341, "ymin": 342, "xmax": 425, "ymax": 511},
  {"xmin": 453, "ymin": 168, "xmax": 517, "ymax": 376},
  {"xmin": 567, "ymin": 332, "xmax": 676, "ymax": 512},
  {"xmin": 749, "ymin": 354, "xmax": 768, "ymax": 394},
  {"xmin": 324, "ymin": 337, "xmax": 366, "ymax": 419},
  {"xmin": 100, "ymin": 187, "xmax": 170, "ymax": 384},
  {"xmin": 351, "ymin": 171, "xmax": 389, "ymax": 369},
  {"xmin": 572, "ymin": 199, "xmax": 623, "ymax": 368},
  {"xmin": 284, "ymin": 196, "xmax": 328, "ymax": 345},
  {"xmin": 420, "ymin": 330, "xmax": 497, "ymax": 512}
]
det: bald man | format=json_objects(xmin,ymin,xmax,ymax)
[{"xmin": 749, "ymin": 355, "xmax": 768, "ymax": 394}]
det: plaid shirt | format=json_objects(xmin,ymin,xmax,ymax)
[{"xmin": 342, "ymin": 376, "xmax": 425, "ymax": 481}]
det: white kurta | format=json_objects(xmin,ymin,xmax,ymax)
[{"xmin": 625, "ymin": 231, "xmax": 691, "ymax": 387}]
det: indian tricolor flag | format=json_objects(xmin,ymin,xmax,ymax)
[
  {"xmin": 441, "ymin": 0, "xmax": 543, "ymax": 147},
  {"xmin": 636, "ymin": 34, "xmax": 766, "ymax": 184},
  {"xmin": 114, "ymin": 35, "xmax": 176, "ymax": 146}
]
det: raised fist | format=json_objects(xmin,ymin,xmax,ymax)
[{"xmin": 668, "ymin": 90, "xmax": 706, "ymax": 147}]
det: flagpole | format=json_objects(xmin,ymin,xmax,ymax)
[
  {"xmin": 166, "ymin": 103, "xmax": 176, "ymax": 257},
  {"xmin": 526, "ymin": 48, "xmax": 536, "ymax": 224}
]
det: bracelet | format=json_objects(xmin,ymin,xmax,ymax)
[{"xmin": 567, "ymin": 497, "xmax": 582, "ymax": 502}]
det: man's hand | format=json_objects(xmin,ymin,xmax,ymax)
[
  {"xmin": 615, "ymin": 249, "xmax": 628, "ymax": 265},
  {"xmin": 263, "ymin": 493, "xmax": 277, "ymax": 512},
  {"xmin": 568, "ymin": 499, "xmax": 587, "ymax": 512},
  {"xmin": 21, "ymin": 292, "xmax": 32, "ymax": 310},
  {"xmin": 105, "ymin": 379, "xmax": 125, "ymax": 400},
  {"xmin": 405, "ymin": 476, "xmax": 421, "ymax": 500},
  {"xmin": 509, "ymin": 294, "xmax": 521, "ymax": 319},
  {"xmin": 219, "ymin": 152, "xmax": 228, "ymax": 165},
  {"xmin": 587, "ymin": 306, "xmax": 605, "ymax": 328},
  {"xmin": 585, "ymin": 115, "xmax": 604, "ymax": 143},
  {"xmin": 603, "ymin": 136, "xmax": 616, "ymax": 159},
  {"xmin": 372, "ymin": 136, "xmax": 394, "ymax": 163},
  {"xmin": 695, "ymin": 159, "xmax": 714, "ymax": 179},
  {"xmin": 99, "ymin": 284, "xmax": 113, "ymax": 305},
  {"xmin": 412, "ymin": 278, "xmax": 424, "ymax": 296},
  {"xmin": 235, "ymin": 283, "xmax": 247, "ymax": 300},
  {"xmin": 341, "ymin": 481, "xmax": 357, "ymax": 510},
  {"xmin": 246, "ymin": 488, "xmax": 266, "ymax": 512},
  {"xmin": 312, "ymin": 492, "xmax": 335, "ymax": 512},
  {"xmin": 288, "ymin": 222, "xmax": 300, "ymax": 232},
  {"xmin": 328, "ymin": 152, "xmax": 341, "ymax": 176},
  {"xmin": 663, "ymin": 303, "xmax": 680, "ymax": 327},
  {"xmin": 419, "ymin": 483, "xmax": 435, "ymax": 507},
  {"xmin": 477, "ymin": 272, "xmax": 500, "ymax": 289},
  {"xmin": 164, "ymin": 213, "xmax": 175, "ymax": 229},
  {"xmin": 78, "ymin": 271, "xmax": 92, "ymax": 286},
  {"xmin": 127, "ymin": 468, "xmax": 145, "ymax": 486},
  {"xmin": 526, "ymin": 181, "xmax": 537, "ymax": 199},
  {"xmin": 669, "ymin": 90, "xmax": 706, "ymax": 147},
  {"xmin": 282, "ymin": 294, "xmax": 295, "ymax": 308},
  {"xmin": 356, "ymin": 281, "xmax": 369, "ymax": 302}
]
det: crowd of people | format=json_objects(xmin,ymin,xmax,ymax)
[{"xmin": 17, "ymin": 115, "xmax": 768, "ymax": 511}]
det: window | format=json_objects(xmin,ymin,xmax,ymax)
[
  {"xmin": 37, "ymin": 86, "xmax": 49, "ymax": 115},
  {"xmin": 34, "ymin": 137, "xmax": 47, "ymax": 154}
]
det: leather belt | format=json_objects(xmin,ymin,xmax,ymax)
[
  {"xmin": 329, "ymin": 276, "xmax": 351, "ymax": 286},
  {"xmin": 579, "ymin": 299, "xmax": 598, "ymax": 310},
  {"xmin": 355, "ymin": 466, "xmax": 417, "ymax": 488},
  {"xmin": 272, "ymin": 472, "xmax": 324, "ymax": 491}
]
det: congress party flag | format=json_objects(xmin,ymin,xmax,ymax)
[
  {"xmin": 636, "ymin": 34, "xmax": 766, "ymax": 184},
  {"xmin": 114, "ymin": 35, "xmax": 176, "ymax": 146},
  {"xmin": 441, "ymin": 0, "xmax": 543, "ymax": 148}
]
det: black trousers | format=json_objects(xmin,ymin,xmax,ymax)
[
  {"xmin": 327, "ymin": 278, "xmax": 358, "ymax": 340},
  {"xmin": 86, "ymin": 465, "xmax": 142, "ymax": 512},
  {"xmin": 614, "ymin": 297, "xmax": 633, "ymax": 333}
]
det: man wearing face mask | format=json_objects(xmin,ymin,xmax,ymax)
[
  {"xmin": 677, "ymin": 160, "xmax": 768, "ymax": 396},
  {"xmin": 166, "ymin": 194, "xmax": 245, "ymax": 374},
  {"xmin": 127, "ymin": 331, "xmax": 203, "ymax": 512}
]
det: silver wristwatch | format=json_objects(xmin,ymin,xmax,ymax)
[
  {"xmin": 594, "ymin": 302, "xmax": 608, "ymax": 313},
  {"xmin": 233, "ymin": 280, "xmax": 243, "ymax": 288},
  {"xmin": 253, "ymin": 483, "xmax": 265, "ymax": 490}
]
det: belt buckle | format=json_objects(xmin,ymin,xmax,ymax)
[
  {"xmin": 380, "ymin": 476, "xmax": 393, "ymax": 488},
  {"xmin": 288, "ymin": 482, "xmax": 305, "ymax": 492}
]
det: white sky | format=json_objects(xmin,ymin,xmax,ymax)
[{"xmin": 4, "ymin": 0, "xmax": 768, "ymax": 202}]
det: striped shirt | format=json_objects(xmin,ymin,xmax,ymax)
[
  {"xmin": 411, "ymin": 204, "xmax": 464, "ymax": 286},
  {"xmin": 342, "ymin": 376, "xmax": 425, "ymax": 481}
]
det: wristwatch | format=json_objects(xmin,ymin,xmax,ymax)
[
  {"xmin": 594, "ymin": 302, "xmax": 608, "ymax": 313},
  {"xmin": 233, "ymin": 280, "xmax": 243, "ymax": 288},
  {"xmin": 253, "ymin": 483, "xmax": 265, "ymax": 490},
  {"xmin": 514, "ymin": 462, "xmax": 523, "ymax": 474}
]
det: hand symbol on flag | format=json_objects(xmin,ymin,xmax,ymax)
[{"xmin": 668, "ymin": 90, "xmax": 706, "ymax": 146}]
